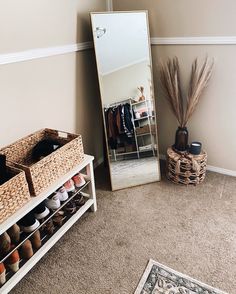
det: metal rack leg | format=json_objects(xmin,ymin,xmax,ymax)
[{"xmin": 86, "ymin": 162, "xmax": 97, "ymax": 212}]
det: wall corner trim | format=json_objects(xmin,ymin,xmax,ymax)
[
  {"xmin": 0, "ymin": 42, "xmax": 93, "ymax": 65},
  {"xmin": 151, "ymin": 36, "xmax": 236, "ymax": 45},
  {"xmin": 106, "ymin": 0, "xmax": 113, "ymax": 11},
  {"xmin": 159, "ymin": 154, "xmax": 166, "ymax": 160},
  {"xmin": 94, "ymin": 156, "xmax": 104, "ymax": 169}
]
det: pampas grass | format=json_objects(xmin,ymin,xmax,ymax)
[{"xmin": 159, "ymin": 57, "xmax": 214, "ymax": 127}]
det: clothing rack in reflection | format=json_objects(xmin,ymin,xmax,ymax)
[
  {"xmin": 104, "ymin": 98, "xmax": 132, "ymax": 109},
  {"xmin": 104, "ymin": 98, "xmax": 156, "ymax": 162}
]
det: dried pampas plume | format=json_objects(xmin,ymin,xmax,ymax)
[{"xmin": 159, "ymin": 57, "xmax": 214, "ymax": 127}]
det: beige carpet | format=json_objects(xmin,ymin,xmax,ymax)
[{"xmin": 10, "ymin": 164, "xmax": 236, "ymax": 294}]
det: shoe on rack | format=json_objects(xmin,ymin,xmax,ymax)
[
  {"xmin": 72, "ymin": 173, "xmax": 86, "ymax": 188},
  {"xmin": 63, "ymin": 201, "xmax": 76, "ymax": 215},
  {"xmin": 7, "ymin": 224, "xmax": 20, "ymax": 244},
  {"xmin": 33, "ymin": 201, "xmax": 50, "ymax": 232},
  {"xmin": 33, "ymin": 201, "xmax": 50, "ymax": 220},
  {"xmin": 6, "ymin": 247, "xmax": 20, "ymax": 272},
  {"xmin": 30, "ymin": 230, "xmax": 41, "ymax": 250},
  {"xmin": 73, "ymin": 192, "xmax": 86, "ymax": 208},
  {"xmin": 44, "ymin": 219, "xmax": 55, "ymax": 235},
  {"xmin": 45, "ymin": 192, "xmax": 61, "ymax": 210},
  {"xmin": 18, "ymin": 212, "xmax": 40, "ymax": 233},
  {"xmin": 52, "ymin": 211, "xmax": 64, "ymax": 227},
  {"xmin": 21, "ymin": 240, "xmax": 34, "ymax": 260},
  {"xmin": 0, "ymin": 263, "xmax": 6, "ymax": 285},
  {"xmin": 64, "ymin": 179, "xmax": 75, "ymax": 193},
  {"xmin": 0, "ymin": 232, "xmax": 11, "ymax": 256},
  {"xmin": 56, "ymin": 186, "xmax": 69, "ymax": 202}
]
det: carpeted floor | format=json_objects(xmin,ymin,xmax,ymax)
[{"xmin": 11, "ymin": 164, "xmax": 236, "ymax": 294}]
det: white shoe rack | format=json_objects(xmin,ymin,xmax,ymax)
[{"xmin": 0, "ymin": 154, "xmax": 97, "ymax": 294}]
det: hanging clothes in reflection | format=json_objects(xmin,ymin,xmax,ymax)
[{"xmin": 105, "ymin": 103, "xmax": 134, "ymax": 150}]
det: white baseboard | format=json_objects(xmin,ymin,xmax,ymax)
[
  {"xmin": 94, "ymin": 156, "xmax": 104, "ymax": 169},
  {"xmin": 151, "ymin": 36, "xmax": 236, "ymax": 45},
  {"xmin": 159, "ymin": 154, "xmax": 236, "ymax": 177},
  {"xmin": 207, "ymin": 165, "xmax": 236, "ymax": 177}
]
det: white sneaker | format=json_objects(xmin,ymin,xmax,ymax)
[
  {"xmin": 64, "ymin": 179, "xmax": 76, "ymax": 193},
  {"xmin": 72, "ymin": 173, "xmax": 86, "ymax": 188},
  {"xmin": 45, "ymin": 193, "xmax": 61, "ymax": 210},
  {"xmin": 56, "ymin": 187, "xmax": 69, "ymax": 202}
]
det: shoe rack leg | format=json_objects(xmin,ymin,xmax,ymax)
[{"xmin": 86, "ymin": 161, "xmax": 97, "ymax": 212}]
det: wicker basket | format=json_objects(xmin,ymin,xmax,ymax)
[
  {"xmin": 0, "ymin": 129, "xmax": 84, "ymax": 196},
  {"xmin": 136, "ymin": 124, "xmax": 156, "ymax": 135},
  {"xmin": 166, "ymin": 147, "xmax": 207, "ymax": 185},
  {"xmin": 0, "ymin": 166, "xmax": 30, "ymax": 224}
]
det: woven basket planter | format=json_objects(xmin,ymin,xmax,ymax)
[
  {"xmin": 166, "ymin": 147, "xmax": 207, "ymax": 185},
  {"xmin": 0, "ymin": 166, "xmax": 30, "ymax": 224},
  {"xmin": 0, "ymin": 129, "xmax": 84, "ymax": 196}
]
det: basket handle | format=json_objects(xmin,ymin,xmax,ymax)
[
  {"xmin": 44, "ymin": 128, "xmax": 78, "ymax": 140},
  {"xmin": 57, "ymin": 131, "xmax": 68, "ymax": 139}
]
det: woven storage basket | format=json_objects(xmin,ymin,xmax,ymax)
[
  {"xmin": 166, "ymin": 147, "xmax": 207, "ymax": 185},
  {"xmin": 136, "ymin": 124, "xmax": 156, "ymax": 135},
  {"xmin": 0, "ymin": 129, "xmax": 84, "ymax": 196},
  {"xmin": 0, "ymin": 166, "xmax": 30, "ymax": 224}
]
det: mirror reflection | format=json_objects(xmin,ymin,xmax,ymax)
[{"xmin": 91, "ymin": 12, "xmax": 160, "ymax": 190}]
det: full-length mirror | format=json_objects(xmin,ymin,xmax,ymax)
[{"xmin": 91, "ymin": 11, "xmax": 160, "ymax": 190}]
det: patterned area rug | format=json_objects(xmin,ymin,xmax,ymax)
[{"xmin": 134, "ymin": 260, "xmax": 228, "ymax": 294}]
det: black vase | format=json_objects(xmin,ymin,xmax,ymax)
[{"xmin": 174, "ymin": 127, "xmax": 188, "ymax": 151}]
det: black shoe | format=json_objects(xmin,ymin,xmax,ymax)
[
  {"xmin": 64, "ymin": 201, "xmax": 76, "ymax": 214},
  {"xmin": 73, "ymin": 192, "xmax": 86, "ymax": 208},
  {"xmin": 18, "ymin": 212, "xmax": 40, "ymax": 233},
  {"xmin": 33, "ymin": 201, "xmax": 50, "ymax": 221}
]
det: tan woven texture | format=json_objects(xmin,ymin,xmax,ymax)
[
  {"xmin": 0, "ymin": 129, "xmax": 84, "ymax": 196},
  {"xmin": 166, "ymin": 147, "xmax": 207, "ymax": 185},
  {"xmin": 136, "ymin": 125, "xmax": 156, "ymax": 135},
  {"xmin": 0, "ymin": 166, "xmax": 30, "ymax": 224}
]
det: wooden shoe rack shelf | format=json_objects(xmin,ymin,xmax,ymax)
[{"xmin": 0, "ymin": 155, "xmax": 97, "ymax": 294}]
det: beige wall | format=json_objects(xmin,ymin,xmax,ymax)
[
  {"xmin": 0, "ymin": 1, "xmax": 106, "ymax": 162},
  {"xmin": 0, "ymin": 0, "xmax": 106, "ymax": 53},
  {"xmin": 1, "ymin": 0, "xmax": 236, "ymax": 171},
  {"xmin": 113, "ymin": 0, "xmax": 236, "ymax": 37},
  {"xmin": 101, "ymin": 61, "xmax": 151, "ymax": 105},
  {"xmin": 113, "ymin": 0, "xmax": 236, "ymax": 171}
]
